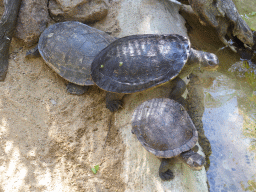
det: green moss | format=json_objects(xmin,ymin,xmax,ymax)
[
  {"xmin": 233, "ymin": 0, "xmax": 256, "ymax": 31},
  {"xmin": 245, "ymin": 180, "xmax": 256, "ymax": 191},
  {"xmin": 243, "ymin": 61, "xmax": 256, "ymax": 90}
]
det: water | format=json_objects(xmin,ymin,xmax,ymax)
[
  {"xmin": 179, "ymin": 5, "xmax": 256, "ymax": 189},
  {"xmin": 203, "ymin": 74, "xmax": 256, "ymax": 191},
  {"xmin": 187, "ymin": 58, "xmax": 256, "ymax": 191}
]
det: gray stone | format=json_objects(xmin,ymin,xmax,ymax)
[
  {"xmin": 49, "ymin": 0, "xmax": 108, "ymax": 23},
  {"xmin": 15, "ymin": 0, "xmax": 49, "ymax": 47},
  {"xmin": 115, "ymin": 0, "xmax": 208, "ymax": 191}
]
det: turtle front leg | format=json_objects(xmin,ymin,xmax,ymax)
[
  {"xmin": 66, "ymin": 82, "xmax": 90, "ymax": 95},
  {"xmin": 179, "ymin": 149, "xmax": 205, "ymax": 170},
  {"xmin": 106, "ymin": 92, "xmax": 125, "ymax": 112},
  {"xmin": 159, "ymin": 158, "xmax": 174, "ymax": 181}
]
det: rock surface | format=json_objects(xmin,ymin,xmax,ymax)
[
  {"xmin": 117, "ymin": 0, "xmax": 187, "ymax": 37},
  {"xmin": 115, "ymin": 1, "xmax": 208, "ymax": 191},
  {"xmin": 186, "ymin": 0, "xmax": 254, "ymax": 51},
  {"xmin": 0, "ymin": 0, "xmax": 22, "ymax": 81},
  {"xmin": 49, "ymin": 0, "xmax": 108, "ymax": 23},
  {"xmin": 15, "ymin": 0, "xmax": 49, "ymax": 47}
]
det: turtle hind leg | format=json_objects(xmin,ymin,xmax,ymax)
[
  {"xmin": 66, "ymin": 82, "xmax": 89, "ymax": 95},
  {"xmin": 106, "ymin": 92, "xmax": 125, "ymax": 112},
  {"xmin": 159, "ymin": 158, "xmax": 174, "ymax": 181},
  {"xmin": 180, "ymin": 149, "xmax": 205, "ymax": 170}
]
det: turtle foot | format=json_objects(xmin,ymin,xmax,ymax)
[
  {"xmin": 159, "ymin": 169, "xmax": 174, "ymax": 181},
  {"xmin": 66, "ymin": 83, "xmax": 89, "ymax": 95},
  {"xmin": 106, "ymin": 100, "xmax": 122, "ymax": 112}
]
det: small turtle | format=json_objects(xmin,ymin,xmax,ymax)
[
  {"xmin": 131, "ymin": 98, "xmax": 205, "ymax": 181},
  {"xmin": 26, "ymin": 21, "xmax": 116, "ymax": 95},
  {"xmin": 91, "ymin": 34, "xmax": 219, "ymax": 112}
]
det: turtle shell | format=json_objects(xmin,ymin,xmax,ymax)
[
  {"xmin": 38, "ymin": 21, "xmax": 116, "ymax": 86},
  {"xmin": 91, "ymin": 34, "xmax": 190, "ymax": 93},
  {"xmin": 131, "ymin": 98, "xmax": 198, "ymax": 158}
]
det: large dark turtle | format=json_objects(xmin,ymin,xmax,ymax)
[
  {"xmin": 91, "ymin": 34, "xmax": 219, "ymax": 112},
  {"xmin": 26, "ymin": 21, "xmax": 116, "ymax": 95},
  {"xmin": 131, "ymin": 98, "xmax": 205, "ymax": 181}
]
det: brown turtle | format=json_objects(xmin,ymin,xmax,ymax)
[{"xmin": 131, "ymin": 98, "xmax": 205, "ymax": 180}]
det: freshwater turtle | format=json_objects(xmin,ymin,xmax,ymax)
[
  {"xmin": 26, "ymin": 21, "xmax": 116, "ymax": 95},
  {"xmin": 131, "ymin": 98, "xmax": 205, "ymax": 180},
  {"xmin": 91, "ymin": 34, "xmax": 219, "ymax": 112}
]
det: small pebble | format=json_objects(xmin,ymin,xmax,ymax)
[{"xmin": 50, "ymin": 99, "xmax": 57, "ymax": 105}]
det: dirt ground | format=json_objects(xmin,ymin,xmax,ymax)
[
  {"xmin": 0, "ymin": 1, "xmax": 127, "ymax": 191},
  {"xmin": 0, "ymin": 0, "xmax": 218, "ymax": 191}
]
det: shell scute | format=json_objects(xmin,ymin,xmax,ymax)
[
  {"xmin": 91, "ymin": 34, "xmax": 190, "ymax": 93},
  {"xmin": 38, "ymin": 21, "xmax": 116, "ymax": 86},
  {"xmin": 132, "ymin": 98, "xmax": 198, "ymax": 158}
]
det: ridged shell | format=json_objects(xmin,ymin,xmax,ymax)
[
  {"xmin": 91, "ymin": 34, "xmax": 190, "ymax": 93},
  {"xmin": 132, "ymin": 98, "xmax": 198, "ymax": 158},
  {"xmin": 38, "ymin": 21, "xmax": 116, "ymax": 85}
]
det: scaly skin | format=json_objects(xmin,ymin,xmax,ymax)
[{"xmin": 180, "ymin": 149, "xmax": 205, "ymax": 170}]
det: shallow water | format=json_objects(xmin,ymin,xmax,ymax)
[
  {"xmin": 186, "ymin": 54, "xmax": 256, "ymax": 192},
  {"xmin": 203, "ymin": 73, "xmax": 256, "ymax": 191},
  {"xmin": 179, "ymin": 4, "xmax": 256, "ymax": 189}
]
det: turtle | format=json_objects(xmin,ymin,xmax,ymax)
[
  {"xmin": 26, "ymin": 21, "xmax": 116, "ymax": 95},
  {"xmin": 131, "ymin": 98, "xmax": 205, "ymax": 181},
  {"xmin": 91, "ymin": 34, "xmax": 219, "ymax": 112}
]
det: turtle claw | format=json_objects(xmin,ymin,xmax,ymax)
[
  {"xmin": 106, "ymin": 100, "xmax": 122, "ymax": 112},
  {"xmin": 159, "ymin": 169, "xmax": 174, "ymax": 181}
]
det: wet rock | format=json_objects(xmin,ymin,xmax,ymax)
[
  {"xmin": 15, "ymin": 0, "xmax": 49, "ymax": 47},
  {"xmin": 0, "ymin": 0, "xmax": 22, "ymax": 81},
  {"xmin": 0, "ymin": 1, "xmax": 4, "ymax": 17},
  {"xmin": 49, "ymin": 0, "xmax": 108, "ymax": 23},
  {"xmin": 181, "ymin": 0, "xmax": 254, "ymax": 52},
  {"xmin": 186, "ymin": 74, "xmax": 213, "ymax": 171}
]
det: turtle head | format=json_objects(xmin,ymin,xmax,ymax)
[
  {"xmin": 188, "ymin": 48, "xmax": 219, "ymax": 71},
  {"xmin": 180, "ymin": 150, "xmax": 205, "ymax": 170},
  {"xmin": 184, "ymin": 153, "xmax": 205, "ymax": 170}
]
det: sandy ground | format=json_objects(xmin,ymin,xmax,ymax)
[
  {"xmin": 0, "ymin": 1, "xmax": 126, "ymax": 191},
  {"xmin": 1, "ymin": 42, "xmax": 126, "ymax": 191},
  {"xmin": 0, "ymin": 0, "xmax": 209, "ymax": 191}
]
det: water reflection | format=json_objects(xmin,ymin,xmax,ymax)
[
  {"xmin": 186, "ymin": 66, "xmax": 256, "ymax": 191},
  {"xmin": 180, "ymin": 7, "xmax": 256, "ymax": 190}
]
